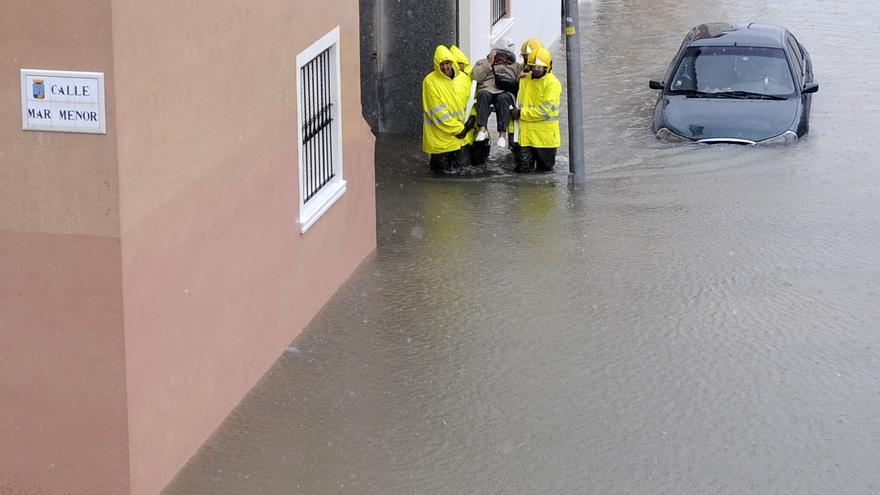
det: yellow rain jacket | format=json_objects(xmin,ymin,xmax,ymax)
[
  {"xmin": 518, "ymin": 71, "xmax": 562, "ymax": 148},
  {"xmin": 459, "ymin": 106, "xmax": 477, "ymax": 146},
  {"xmin": 422, "ymin": 45, "xmax": 467, "ymax": 154},
  {"xmin": 449, "ymin": 46, "xmax": 476, "ymax": 146},
  {"xmin": 449, "ymin": 45, "xmax": 472, "ymax": 77}
]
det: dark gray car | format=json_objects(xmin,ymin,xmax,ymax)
[{"xmin": 649, "ymin": 23, "xmax": 818, "ymax": 145}]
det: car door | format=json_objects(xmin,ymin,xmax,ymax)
[
  {"xmin": 786, "ymin": 32, "xmax": 812, "ymax": 132},
  {"xmin": 785, "ymin": 33, "xmax": 805, "ymax": 87},
  {"xmin": 652, "ymin": 30, "xmax": 697, "ymax": 130}
]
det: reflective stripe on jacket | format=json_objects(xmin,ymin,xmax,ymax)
[
  {"xmin": 423, "ymin": 45, "xmax": 466, "ymax": 154},
  {"xmin": 519, "ymin": 71, "xmax": 562, "ymax": 148}
]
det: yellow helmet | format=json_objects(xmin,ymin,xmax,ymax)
[
  {"xmin": 528, "ymin": 47, "xmax": 552, "ymax": 68},
  {"xmin": 520, "ymin": 37, "xmax": 544, "ymax": 57}
]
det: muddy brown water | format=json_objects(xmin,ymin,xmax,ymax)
[{"xmin": 164, "ymin": 0, "xmax": 880, "ymax": 493}]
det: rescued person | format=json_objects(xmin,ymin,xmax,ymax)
[{"xmin": 470, "ymin": 37, "xmax": 521, "ymax": 149}]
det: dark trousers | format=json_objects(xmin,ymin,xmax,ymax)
[
  {"xmin": 514, "ymin": 146, "xmax": 557, "ymax": 173},
  {"xmin": 470, "ymin": 140, "xmax": 490, "ymax": 166},
  {"xmin": 429, "ymin": 149, "xmax": 462, "ymax": 173},
  {"xmin": 476, "ymin": 91, "xmax": 516, "ymax": 132},
  {"xmin": 460, "ymin": 144, "xmax": 473, "ymax": 167}
]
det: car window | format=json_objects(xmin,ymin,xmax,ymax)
[
  {"xmin": 669, "ymin": 46, "xmax": 796, "ymax": 96},
  {"xmin": 665, "ymin": 34, "xmax": 695, "ymax": 83},
  {"xmin": 786, "ymin": 35, "xmax": 804, "ymax": 84}
]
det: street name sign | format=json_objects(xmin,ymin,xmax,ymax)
[{"xmin": 20, "ymin": 69, "xmax": 106, "ymax": 134}]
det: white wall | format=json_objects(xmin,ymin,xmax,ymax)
[{"xmin": 459, "ymin": 0, "xmax": 562, "ymax": 66}]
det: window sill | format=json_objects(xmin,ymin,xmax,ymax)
[
  {"xmin": 490, "ymin": 17, "xmax": 515, "ymax": 43},
  {"xmin": 299, "ymin": 179, "xmax": 347, "ymax": 233}
]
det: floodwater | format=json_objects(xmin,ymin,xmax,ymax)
[{"xmin": 164, "ymin": 0, "xmax": 880, "ymax": 493}]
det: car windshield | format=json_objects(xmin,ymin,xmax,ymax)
[{"xmin": 668, "ymin": 46, "xmax": 795, "ymax": 97}]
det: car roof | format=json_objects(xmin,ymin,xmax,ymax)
[{"xmin": 688, "ymin": 23, "xmax": 787, "ymax": 49}]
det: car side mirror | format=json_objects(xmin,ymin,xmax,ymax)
[
  {"xmin": 802, "ymin": 82, "xmax": 819, "ymax": 94},
  {"xmin": 649, "ymin": 80, "xmax": 665, "ymax": 90}
]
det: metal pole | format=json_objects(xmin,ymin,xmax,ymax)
[{"xmin": 564, "ymin": 0, "xmax": 586, "ymax": 184}]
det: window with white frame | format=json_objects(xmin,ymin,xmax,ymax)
[
  {"xmin": 491, "ymin": 0, "xmax": 510, "ymax": 26},
  {"xmin": 489, "ymin": 0, "xmax": 513, "ymax": 44},
  {"xmin": 296, "ymin": 26, "xmax": 346, "ymax": 233}
]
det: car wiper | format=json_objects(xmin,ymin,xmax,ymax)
[
  {"xmin": 667, "ymin": 89, "xmax": 715, "ymax": 97},
  {"xmin": 712, "ymin": 91, "xmax": 788, "ymax": 100}
]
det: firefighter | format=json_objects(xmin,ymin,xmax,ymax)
[
  {"xmin": 509, "ymin": 37, "xmax": 546, "ymax": 155},
  {"xmin": 511, "ymin": 46, "xmax": 561, "ymax": 173},
  {"xmin": 519, "ymin": 37, "xmax": 545, "ymax": 71},
  {"xmin": 450, "ymin": 45, "xmax": 479, "ymax": 166},
  {"xmin": 422, "ymin": 45, "xmax": 475, "ymax": 173},
  {"xmin": 449, "ymin": 45, "xmax": 472, "ymax": 77}
]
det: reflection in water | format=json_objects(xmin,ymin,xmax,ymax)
[
  {"xmin": 513, "ymin": 182, "xmax": 564, "ymax": 268},
  {"xmin": 420, "ymin": 182, "xmax": 472, "ymax": 257},
  {"xmin": 164, "ymin": 0, "xmax": 880, "ymax": 493}
]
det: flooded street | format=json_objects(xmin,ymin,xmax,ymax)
[{"xmin": 165, "ymin": 0, "xmax": 880, "ymax": 493}]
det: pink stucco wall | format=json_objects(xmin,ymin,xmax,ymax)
[
  {"xmin": 0, "ymin": 232, "xmax": 129, "ymax": 495},
  {"xmin": 110, "ymin": 1, "xmax": 376, "ymax": 494},
  {"xmin": 0, "ymin": 1, "xmax": 129, "ymax": 494},
  {"xmin": 1, "ymin": 0, "xmax": 375, "ymax": 494}
]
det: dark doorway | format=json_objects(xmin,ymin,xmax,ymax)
[{"xmin": 360, "ymin": 0, "xmax": 458, "ymax": 135}]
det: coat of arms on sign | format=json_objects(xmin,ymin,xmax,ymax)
[{"xmin": 33, "ymin": 79, "xmax": 45, "ymax": 99}]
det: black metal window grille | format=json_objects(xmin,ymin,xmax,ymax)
[
  {"xmin": 491, "ymin": 0, "xmax": 507, "ymax": 25},
  {"xmin": 301, "ymin": 47, "xmax": 336, "ymax": 203}
]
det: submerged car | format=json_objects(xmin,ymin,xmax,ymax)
[{"xmin": 649, "ymin": 22, "xmax": 818, "ymax": 145}]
